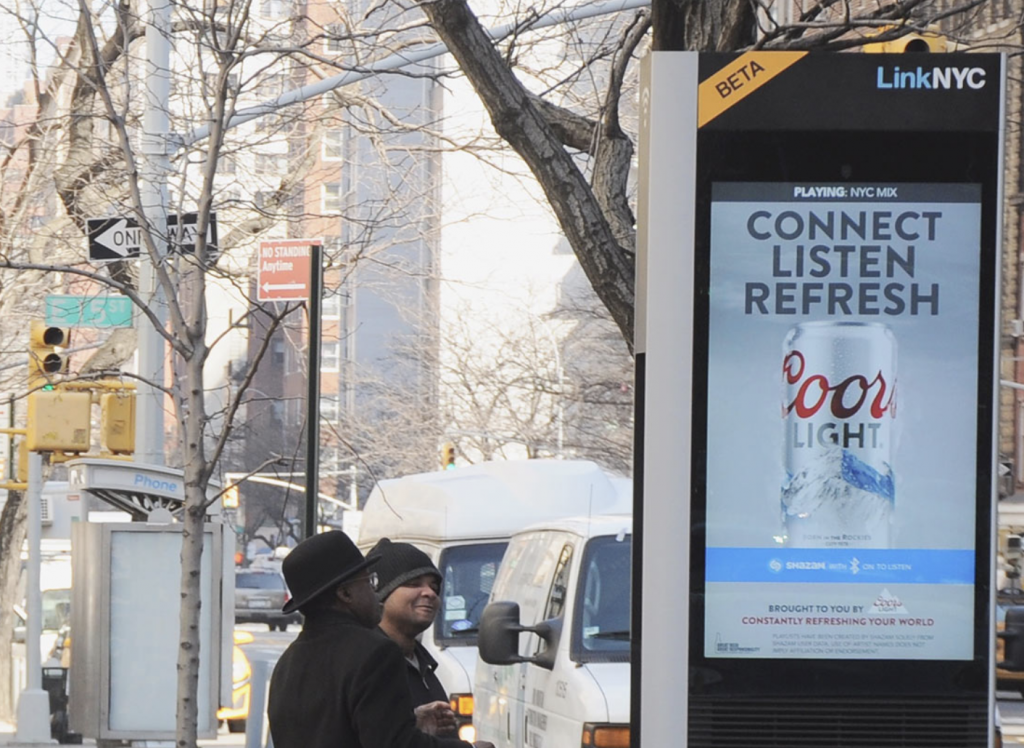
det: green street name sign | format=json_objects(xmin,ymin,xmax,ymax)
[{"xmin": 46, "ymin": 295, "xmax": 133, "ymax": 328}]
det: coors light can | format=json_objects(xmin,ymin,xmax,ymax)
[{"xmin": 781, "ymin": 321, "xmax": 897, "ymax": 549}]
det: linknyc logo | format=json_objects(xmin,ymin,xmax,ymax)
[{"xmin": 876, "ymin": 65, "xmax": 986, "ymax": 90}]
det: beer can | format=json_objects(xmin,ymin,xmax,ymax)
[{"xmin": 781, "ymin": 321, "xmax": 897, "ymax": 548}]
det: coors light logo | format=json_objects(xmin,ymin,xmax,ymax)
[{"xmin": 780, "ymin": 322, "xmax": 897, "ymax": 549}]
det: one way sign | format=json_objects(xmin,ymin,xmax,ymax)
[
  {"xmin": 167, "ymin": 212, "xmax": 218, "ymax": 256},
  {"xmin": 87, "ymin": 217, "xmax": 142, "ymax": 261},
  {"xmin": 86, "ymin": 212, "xmax": 219, "ymax": 263}
]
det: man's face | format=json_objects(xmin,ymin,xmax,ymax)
[
  {"xmin": 342, "ymin": 572, "xmax": 382, "ymax": 628},
  {"xmin": 382, "ymin": 573, "xmax": 441, "ymax": 637}
]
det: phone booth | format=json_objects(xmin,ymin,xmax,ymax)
[{"xmin": 65, "ymin": 459, "xmax": 233, "ymax": 742}]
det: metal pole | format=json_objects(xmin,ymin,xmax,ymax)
[
  {"xmin": 15, "ymin": 451, "xmax": 50, "ymax": 742},
  {"xmin": 6, "ymin": 394, "xmax": 13, "ymax": 481},
  {"xmin": 304, "ymin": 244, "xmax": 323, "ymax": 538},
  {"xmin": 136, "ymin": 0, "xmax": 172, "ymax": 465}
]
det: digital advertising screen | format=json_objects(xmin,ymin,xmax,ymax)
[{"xmin": 702, "ymin": 182, "xmax": 982, "ymax": 662}]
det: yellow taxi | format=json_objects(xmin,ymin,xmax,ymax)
[
  {"xmin": 997, "ymin": 589, "xmax": 1024, "ymax": 696},
  {"xmin": 217, "ymin": 630, "xmax": 254, "ymax": 733}
]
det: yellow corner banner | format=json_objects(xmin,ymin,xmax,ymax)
[{"xmin": 698, "ymin": 51, "xmax": 808, "ymax": 128}]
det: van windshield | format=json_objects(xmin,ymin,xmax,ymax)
[
  {"xmin": 42, "ymin": 588, "xmax": 71, "ymax": 632},
  {"xmin": 573, "ymin": 534, "xmax": 631, "ymax": 663},
  {"xmin": 435, "ymin": 542, "xmax": 507, "ymax": 646}
]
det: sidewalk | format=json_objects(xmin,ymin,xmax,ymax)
[{"xmin": 0, "ymin": 719, "xmax": 92, "ymax": 747}]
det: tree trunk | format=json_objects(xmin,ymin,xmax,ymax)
[
  {"xmin": 415, "ymin": 0, "xmax": 637, "ymax": 349},
  {"xmin": 0, "ymin": 491, "xmax": 26, "ymax": 721},
  {"xmin": 176, "ymin": 349, "xmax": 210, "ymax": 748},
  {"xmin": 652, "ymin": 0, "xmax": 757, "ymax": 51}
]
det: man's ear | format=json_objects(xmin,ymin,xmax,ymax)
[{"xmin": 334, "ymin": 584, "xmax": 352, "ymax": 605}]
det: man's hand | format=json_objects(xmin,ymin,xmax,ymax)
[{"xmin": 414, "ymin": 700, "xmax": 457, "ymax": 735}]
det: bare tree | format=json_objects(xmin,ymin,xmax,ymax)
[
  {"xmin": 0, "ymin": 0, "xmax": 484, "ymax": 737},
  {"xmin": 415, "ymin": 0, "xmax": 1013, "ymax": 348}
]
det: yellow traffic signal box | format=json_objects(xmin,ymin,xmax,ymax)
[
  {"xmin": 862, "ymin": 26, "xmax": 951, "ymax": 54},
  {"xmin": 27, "ymin": 389, "xmax": 91, "ymax": 452},
  {"xmin": 100, "ymin": 391, "xmax": 135, "ymax": 454}
]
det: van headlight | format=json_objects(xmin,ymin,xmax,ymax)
[{"xmin": 581, "ymin": 723, "xmax": 630, "ymax": 748}]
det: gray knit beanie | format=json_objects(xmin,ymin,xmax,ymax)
[{"xmin": 368, "ymin": 538, "xmax": 442, "ymax": 601}]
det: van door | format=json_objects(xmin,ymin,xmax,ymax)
[
  {"xmin": 476, "ymin": 531, "xmax": 573, "ymax": 747},
  {"xmin": 519, "ymin": 541, "xmax": 576, "ymax": 748}
]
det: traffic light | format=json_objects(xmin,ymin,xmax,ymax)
[
  {"xmin": 28, "ymin": 320, "xmax": 70, "ymax": 389},
  {"xmin": 441, "ymin": 442, "xmax": 456, "ymax": 470},
  {"xmin": 26, "ymin": 389, "xmax": 91, "ymax": 452},
  {"xmin": 223, "ymin": 484, "xmax": 240, "ymax": 509},
  {"xmin": 100, "ymin": 391, "xmax": 135, "ymax": 454},
  {"xmin": 862, "ymin": 26, "xmax": 951, "ymax": 53}
]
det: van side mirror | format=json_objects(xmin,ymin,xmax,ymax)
[
  {"xmin": 999, "ymin": 606, "xmax": 1024, "ymax": 671},
  {"xmin": 479, "ymin": 602, "xmax": 526, "ymax": 664},
  {"xmin": 478, "ymin": 601, "xmax": 562, "ymax": 671}
]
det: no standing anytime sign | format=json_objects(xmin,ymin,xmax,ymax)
[{"xmin": 257, "ymin": 239, "xmax": 318, "ymax": 302}]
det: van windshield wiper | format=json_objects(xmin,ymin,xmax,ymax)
[{"xmin": 588, "ymin": 630, "xmax": 630, "ymax": 640}]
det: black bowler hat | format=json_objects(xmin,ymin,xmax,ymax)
[{"xmin": 281, "ymin": 531, "xmax": 380, "ymax": 613}]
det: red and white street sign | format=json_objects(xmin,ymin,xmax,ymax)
[{"xmin": 257, "ymin": 239, "xmax": 318, "ymax": 302}]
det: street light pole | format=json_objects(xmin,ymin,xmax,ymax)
[
  {"xmin": 517, "ymin": 306, "xmax": 565, "ymax": 457},
  {"xmin": 136, "ymin": 0, "xmax": 172, "ymax": 465},
  {"xmin": 14, "ymin": 452, "xmax": 49, "ymax": 742}
]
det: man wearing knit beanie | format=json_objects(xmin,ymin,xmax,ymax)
[{"xmin": 369, "ymin": 538, "xmax": 457, "ymax": 738}]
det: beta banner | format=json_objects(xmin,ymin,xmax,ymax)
[{"xmin": 703, "ymin": 181, "xmax": 981, "ymax": 661}]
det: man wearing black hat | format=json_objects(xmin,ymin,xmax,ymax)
[
  {"xmin": 267, "ymin": 531, "xmax": 493, "ymax": 748},
  {"xmin": 369, "ymin": 538, "xmax": 457, "ymax": 736}
]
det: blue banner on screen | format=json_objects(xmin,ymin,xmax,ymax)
[
  {"xmin": 706, "ymin": 548, "xmax": 975, "ymax": 584},
  {"xmin": 704, "ymin": 182, "xmax": 981, "ymax": 661}
]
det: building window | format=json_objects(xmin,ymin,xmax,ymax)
[
  {"xmin": 257, "ymin": 73, "xmax": 285, "ymax": 100},
  {"xmin": 256, "ymin": 154, "xmax": 286, "ymax": 176},
  {"xmin": 255, "ymin": 191, "xmax": 278, "ymax": 211},
  {"xmin": 260, "ymin": 0, "xmax": 291, "ymax": 18},
  {"xmin": 203, "ymin": 72, "xmax": 239, "ymax": 97},
  {"xmin": 321, "ymin": 340, "xmax": 341, "ymax": 372},
  {"xmin": 218, "ymin": 187, "xmax": 241, "ymax": 204},
  {"xmin": 324, "ymin": 23, "xmax": 345, "ymax": 54},
  {"xmin": 322, "ymin": 182, "xmax": 342, "ymax": 214},
  {"xmin": 320, "ymin": 396, "xmax": 340, "ymax": 421},
  {"xmin": 323, "ymin": 129, "xmax": 344, "ymax": 161},
  {"xmin": 322, "ymin": 291, "xmax": 342, "ymax": 319}
]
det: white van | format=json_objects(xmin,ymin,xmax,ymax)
[
  {"xmin": 475, "ymin": 514, "xmax": 632, "ymax": 748},
  {"xmin": 357, "ymin": 460, "xmax": 630, "ymax": 740}
]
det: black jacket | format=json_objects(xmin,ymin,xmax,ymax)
[
  {"xmin": 268, "ymin": 610, "xmax": 471, "ymax": 748},
  {"xmin": 403, "ymin": 639, "xmax": 456, "ymax": 737}
]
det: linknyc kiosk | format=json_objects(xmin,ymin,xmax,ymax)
[{"xmin": 635, "ymin": 52, "xmax": 1004, "ymax": 747}]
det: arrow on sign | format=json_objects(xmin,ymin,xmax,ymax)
[
  {"xmin": 95, "ymin": 220, "xmax": 141, "ymax": 257},
  {"xmin": 261, "ymin": 282, "xmax": 307, "ymax": 294},
  {"xmin": 87, "ymin": 216, "xmax": 143, "ymax": 261}
]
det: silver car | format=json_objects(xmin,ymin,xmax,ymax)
[{"xmin": 234, "ymin": 569, "xmax": 301, "ymax": 631}]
